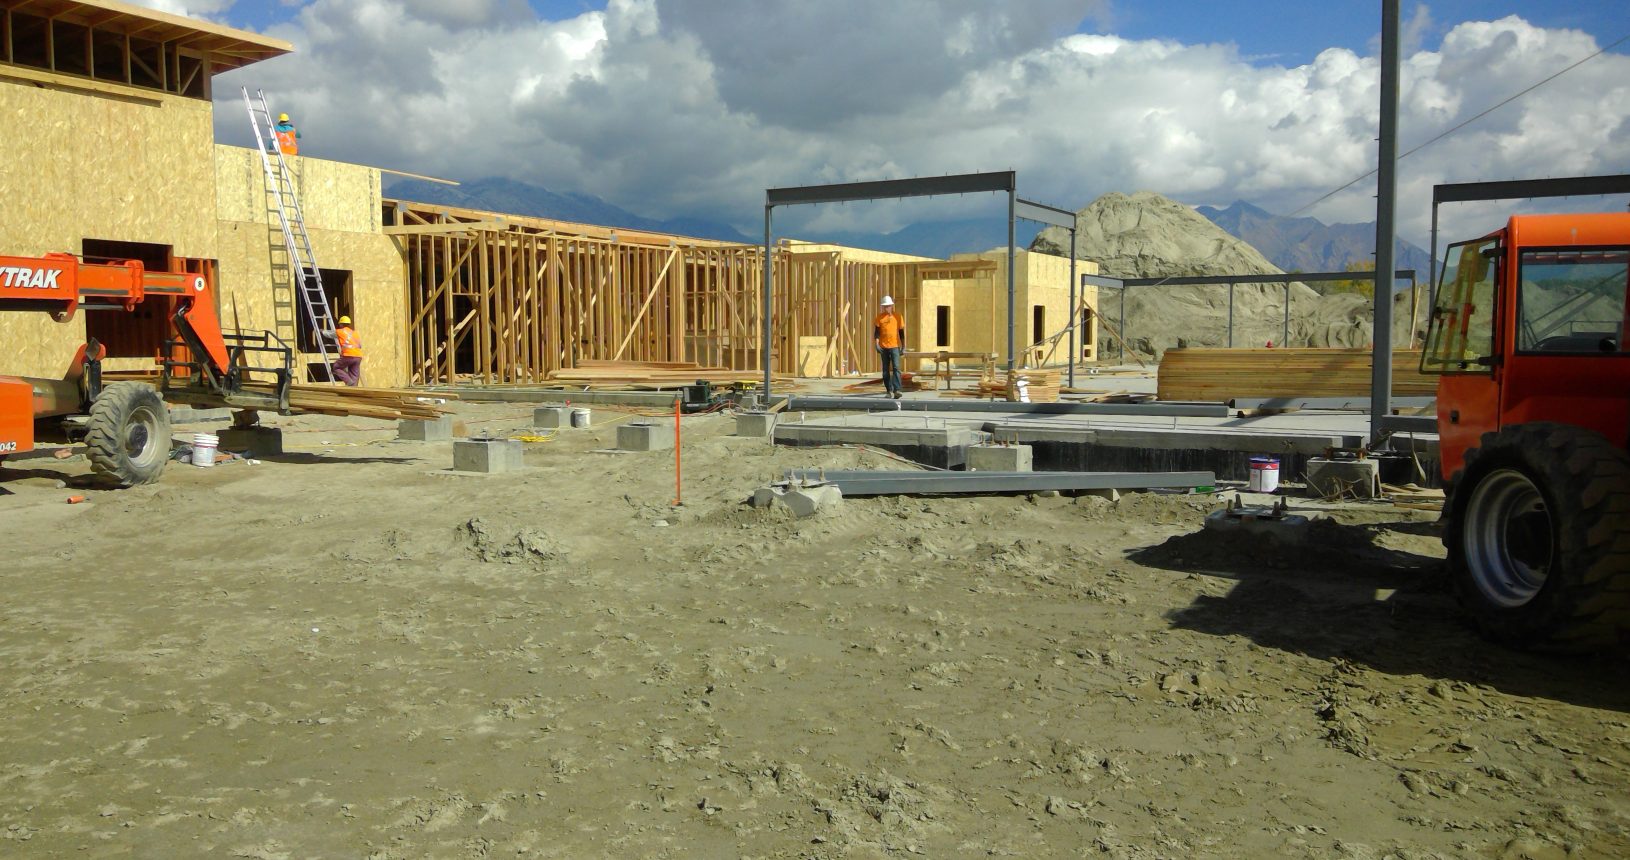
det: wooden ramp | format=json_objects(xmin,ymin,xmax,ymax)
[{"xmin": 1156, "ymin": 348, "xmax": 1436, "ymax": 401}]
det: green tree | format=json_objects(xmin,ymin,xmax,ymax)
[{"xmin": 1326, "ymin": 260, "xmax": 1376, "ymax": 299}]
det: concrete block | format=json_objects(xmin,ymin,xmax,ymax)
[
  {"xmin": 533, "ymin": 406, "xmax": 573, "ymax": 429},
  {"xmin": 735, "ymin": 412, "xmax": 776, "ymax": 437},
  {"xmin": 218, "ymin": 426, "xmax": 283, "ymax": 457},
  {"xmin": 399, "ymin": 415, "xmax": 454, "ymax": 442},
  {"xmin": 1203, "ymin": 508, "xmax": 1315, "ymax": 544},
  {"xmin": 750, "ymin": 483, "xmax": 842, "ymax": 517},
  {"xmin": 453, "ymin": 439, "xmax": 525, "ymax": 473},
  {"xmin": 1076, "ymin": 487, "xmax": 1121, "ymax": 503},
  {"xmin": 1307, "ymin": 457, "xmax": 1381, "ymax": 499},
  {"xmin": 617, "ymin": 421, "xmax": 672, "ymax": 452},
  {"xmin": 968, "ymin": 443, "xmax": 1032, "ymax": 472}
]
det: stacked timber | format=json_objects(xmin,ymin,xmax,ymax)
[
  {"xmin": 106, "ymin": 370, "xmax": 453, "ymax": 421},
  {"xmin": 1156, "ymin": 348, "xmax": 1435, "ymax": 401},
  {"xmin": 972, "ymin": 368, "xmax": 1061, "ymax": 402},
  {"xmin": 548, "ymin": 360, "xmax": 773, "ymax": 389}
]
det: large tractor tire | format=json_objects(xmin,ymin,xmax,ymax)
[
  {"xmin": 85, "ymin": 382, "xmax": 171, "ymax": 487},
  {"xmin": 1444, "ymin": 422, "xmax": 1630, "ymax": 652}
]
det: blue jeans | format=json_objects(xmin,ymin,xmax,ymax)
[{"xmin": 880, "ymin": 346, "xmax": 902, "ymax": 394}]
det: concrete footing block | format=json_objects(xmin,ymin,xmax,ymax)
[
  {"xmin": 735, "ymin": 412, "xmax": 775, "ymax": 437},
  {"xmin": 1307, "ymin": 457, "xmax": 1381, "ymax": 499},
  {"xmin": 1203, "ymin": 508, "xmax": 1314, "ymax": 543},
  {"xmin": 452, "ymin": 439, "xmax": 524, "ymax": 473},
  {"xmin": 1076, "ymin": 487, "xmax": 1121, "ymax": 503},
  {"xmin": 534, "ymin": 407, "xmax": 573, "ymax": 429},
  {"xmin": 399, "ymin": 414, "xmax": 454, "ymax": 442},
  {"xmin": 751, "ymin": 482, "xmax": 842, "ymax": 518},
  {"xmin": 218, "ymin": 426, "xmax": 283, "ymax": 456},
  {"xmin": 617, "ymin": 421, "xmax": 672, "ymax": 451},
  {"xmin": 968, "ymin": 443, "xmax": 1032, "ymax": 472}
]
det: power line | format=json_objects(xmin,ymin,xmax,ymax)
[{"xmin": 1288, "ymin": 30, "xmax": 1630, "ymax": 218}]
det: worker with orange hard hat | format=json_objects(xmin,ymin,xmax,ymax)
[
  {"xmin": 333, "ymin": 315, "xmax": 362, "ymax": 386},
  {"xmin": 273, "ymin": 111, "xmax": 300, "ymax": 156}
]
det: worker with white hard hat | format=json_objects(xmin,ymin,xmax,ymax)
[{"xmin": 873, "ymin": 295, "xmax": 906, "ymax": 399}]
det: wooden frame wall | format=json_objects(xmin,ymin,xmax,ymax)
[{"xmin": 394, "ymin": 204, "xmax": 976, "ymax": 384}]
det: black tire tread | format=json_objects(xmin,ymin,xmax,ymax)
[
  {"xmin": 85, "ymin": 382, "xmax": 170, "ymax": 488},
  {"xmin": 1444, "ymin": 421, "xmax": 1630, "ymax": 652}
]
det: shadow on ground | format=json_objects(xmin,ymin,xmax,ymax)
[{"xmin": 1132, "ymin": 517, "xmax": 1630, "ymax": 712}]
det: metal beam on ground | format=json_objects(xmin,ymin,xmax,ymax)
[
  {"xmin": 1228, "ymin": 395, "xmax": 1437, "ymax": 411},
  {"xmin": 782, "ymin": 469, "xmax": 1215, "ymax": 496},
  {"xmin": 783, "ymin": 395, "xmax": 1230, "ymax": 417}
]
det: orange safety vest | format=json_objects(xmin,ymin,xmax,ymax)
[
  {"xmin": 335, "ymin": 325, "xmax": 363, "ymax": 358},
  {"xmin": 874, "ymin": 310, "xmax": 904, "ymax": 349},
  {"xmin": 275, "ymin": 127, "xmax": 299, "ymax": 156}
]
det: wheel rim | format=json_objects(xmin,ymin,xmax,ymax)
[
  {"xmin": 1463, "ymin": 468, "xmax": 1554, "ymax": 608},
  {"xmin": 124, "ymin": 404, "xmax": 165, "ymax": 471}
]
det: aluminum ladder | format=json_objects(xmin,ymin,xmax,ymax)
[{"xmin": 242, "ymin": 86, "xmax": 337, "ymax": 381}]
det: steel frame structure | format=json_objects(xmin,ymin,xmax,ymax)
[
  {"xmin": 1014, "ymin": 198, "xmax": 1079, "ymax": 387},
  {"xmin": 763, "ymin": 171, "xmax": 1018, "ymax": 397}
]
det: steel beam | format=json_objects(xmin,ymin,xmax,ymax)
[
  {"xmin": 1376, "ymin": 414, "xmax": 1437, "ymax": 434},
  {"xmin": 783, "ymin": 468, "xmax": 1215, "ymax": 496},
  {"xmin": 1371, "ymin": 0, "xmax": 1400, "ymax": 443},
  {"xmin": 1120, "ymin": 270, "xmax": 1415, "ymax": 287},
  {"xmin": 1014, "ymin": 198, "xmax": 1075, "ymax": 229},
  {"xmin": 767, "ymin": 171, "xmax": 1016, "ymax": 207},
  {"xmin": 1228, "ymin": 395, "xmax": 1437, "ymax": 411},
  {"xmin": 783, "ymin": 395, "xmax": 1230, "ymax": 417}
]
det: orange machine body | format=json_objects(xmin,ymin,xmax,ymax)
[{"xmin": 1433, "ymin": 212, "xmax": 1630, "ymax": 478}]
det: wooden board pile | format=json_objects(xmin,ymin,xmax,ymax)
[
  {"xmin": 1156, "ymin": 348, "xmax": 1436, "ymax": 401},
  {"xmin": 548, "ymin": 360, "xmax": 773, "ymax": 390},
  {"xmin": 970, "ymin": 368, "xmax": 1060, "ymax": 402},
  {"xmin": 106, "ymin": 370, "xmax": 452, "ymax": 421}
]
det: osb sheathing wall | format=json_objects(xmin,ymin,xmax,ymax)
[
  {"xmin": 949, "ymin": 250, "xmax": 1100, "ymax": 365},
  {"xmin": 214, "ymin": 145, "xmax": 408, "ymax": 387},
  {"xmin": 0, "ymin": 72, "xmax": 217, "ymax": 377}
]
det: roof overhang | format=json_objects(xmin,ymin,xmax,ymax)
[{"xmin": 4, "ymin": 0, "xmax": 292, "ymax": 73}]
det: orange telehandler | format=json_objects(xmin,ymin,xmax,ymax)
[
  {"xmin": 1421, "ymin": 212, "xmax": 1630, "ymax": 651},
  {"xmin": 0, "ymin": 252, "xmax": 295, "ymax": 486}
]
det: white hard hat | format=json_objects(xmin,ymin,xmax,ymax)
[{"xmin": 880, "ymin": 295, "xmax": 894, "ymax": 306}]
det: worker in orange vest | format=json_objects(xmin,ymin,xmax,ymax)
[
  {"xmin": 873, "ymin": 295, "xmax": 906, "ymax": 399},
  {"xmin": 274, "ymin": 112, "xmax": 300, "ymax": 156},
  {"xmin": 333, "ymin": 315, "xmax": 363, "ymax": 386}
]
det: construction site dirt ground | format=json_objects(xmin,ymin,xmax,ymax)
[{"xmin": 1, "ymin": 401, "xmax": 1627, "ymax": 859}]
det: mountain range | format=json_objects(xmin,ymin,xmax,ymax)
[
  {"xmin": 384, "ymin": 176, "xmax": 1423, "ymax": 276},
  {"xmin": 1196, "ymin": 200, "xmax": 1434, "ymax": 280}
]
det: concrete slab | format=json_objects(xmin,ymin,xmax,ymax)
[
  {"xmin": 735, "ymin": 412, "xmax": 775, "ymax": 437},
  {"xmin": 967, "ymin": 444, "xmax": 1032, "ymax": 472},
  {"xmin": 452, "ymin": 439, "xmax": 525, "ymax": 473},
  {"xmin": 399, "ymin": 415, "xmax": 454, "ymax": 442},
  {"xmin": 218, "ymin": 426, "xmax": 283, "ymax": 456},
  {"xmin": 618, "ymin": 422, "xmax": 673, "ymax": 452}
]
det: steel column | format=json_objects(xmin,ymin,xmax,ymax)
[
  {"xmin": 1007, "ymin": 189, "xmax": 1016, "ymax": 371},
  {"xmin": 1227, "ymin": 283, "xmax": 1235, "ymax": 348},
  {"xmin": 1371, "ymin": 0, "xmax": 1400, "ymax": 442},
  {"xmin": 762, "ymin": 204, "xmax": 773, "ymax": 397},
  {"xmin": 1068, "ymin": 228, "xmax": 1077, "ymax": 387}
]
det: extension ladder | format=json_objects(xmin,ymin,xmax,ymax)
[{"xmin": 242, "ymin": 86, "xmax": 338, "ymax": 381}]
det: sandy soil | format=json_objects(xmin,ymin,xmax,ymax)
[{"xmin": 1, "ymin": 402, "xmax": 1627, "ymax": 858}]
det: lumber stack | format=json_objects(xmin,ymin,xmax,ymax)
[
  {"xmin": 1156, "ymin": 348, "xmax": 1435, "ymax": 401},
  {"xmin": 972, "ymin": 368, "xmax": 1060, "ymax": 402},
  {"xmin": 105, "ymin": 370, "xmax": 453, "ymax": 421},
  {"xmin": 548, "ymin": 359, "xmax": 771, "ymax": 389}
]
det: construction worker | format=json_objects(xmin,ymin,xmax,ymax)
[
  {"xmin": 873, "ymin": 295, "xmax": 906, "ymax": 399},
  {"xmin": 333, "ymin": 316, "xmax": 362, "ymax": 386},
  {"xmin": 274, "ymin": 112, "xmax": 300, "ymax": 156}
]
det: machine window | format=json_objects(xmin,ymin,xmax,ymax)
[
  {"xmin": 1515, "ymin": 248, "xmax": 1628, "ymax": 354},
  {"xmin": 1423, "ymin": 238, "xmax": 1500, "ymax": 372}
]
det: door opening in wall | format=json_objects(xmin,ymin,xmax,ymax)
[
  {"xmin": 1032, "ymin": 305, "xmax": 1045, "ymax": 347},
  {"xmin": 935, "ymin": 305, "xmax": 951, "ymax": 348},
  {"xmin": 81, "ymin": 239, "xmax": 173, "ymax": 360},
  {"xmin": 298, "ymin": 268, "xmax": 353, "ymax": 380}
]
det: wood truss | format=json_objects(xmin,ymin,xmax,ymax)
[{"xmin": 390, "ymin": 201, "xmax": 991, "ymax": 385}]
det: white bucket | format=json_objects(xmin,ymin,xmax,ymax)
[
  {"xmin": 1015, "ymin": 379, "xmax": 1031, "ymax": 403},
  {"xmin": 570, "ymin": 408, "xmax": 591, "ymax": 429},
  {"xmin": 1248, "ymin": 455, "xmax": 1280, "ymax": 493},
  {"xmin": 192, "ymin": 433, "xmax": 219, "ymax": 468}
]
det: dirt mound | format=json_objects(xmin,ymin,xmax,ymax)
[{"xmin": 1033, "ymin": 191, "xmax": 1423, "ymax": 358}]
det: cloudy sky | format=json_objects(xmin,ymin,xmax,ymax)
[{"xmin": 138, "ymin": 0, "xmax": 1629, "ymax": 247}]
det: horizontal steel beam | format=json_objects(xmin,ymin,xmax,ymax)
[
  {"xmin": 783, "ymin": 395, "xmax": 1230, "ymax": 417},
  {"xmin": 784, "ymin": 469, "xmax": 1215, "ymax": 496},
  {"xmin": 1014, "ymin": 198, "xmax": 1075, "ymax": 229},
  {"xmin": 1121, "ymin": 270, "xmax": 1416, "ymax": 287},
  {"xmin": 1229, "ymin": 395, "xmax": 1437, "ymax": 411},
  {"xmin": 1376, "ymin": 414, "xmax": 1438, "ymax": 434},
  {"xmin": 766, "ymin": 171, "xmax": 1015, "ymax": 207},
  {"xmin": 1433, "ymin": 174, "xmax": 1630, "ymax": 205}
]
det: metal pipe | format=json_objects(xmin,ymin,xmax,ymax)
[
  {"xmin": 762, "ymin": 204, "xmax": 773, "ymax": 398},
  {"xmin": 1371, "ymin": 0, "xmax": 1400, "ymax": 442},
  {"xmin": 1007, "ymin": 189, "xmax": 1016, "ymax": 371},
  {"xmin": 1067, "ymin": 227, "xmax": 1077, "ymax": 387}
]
